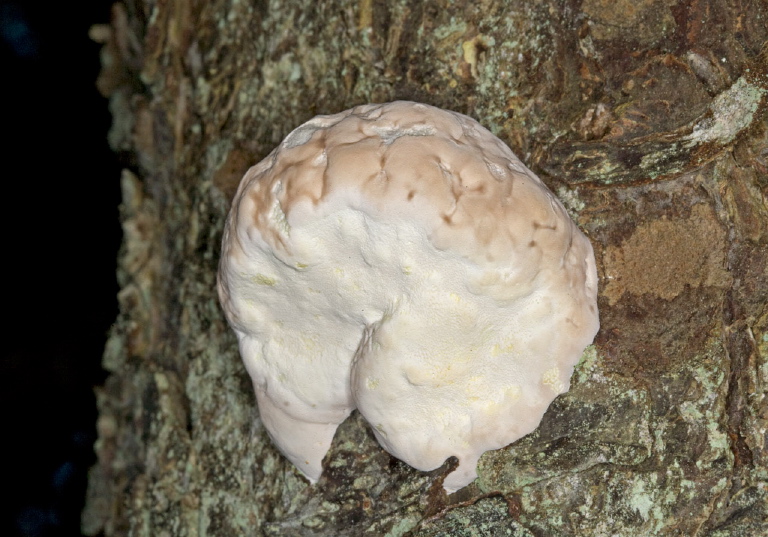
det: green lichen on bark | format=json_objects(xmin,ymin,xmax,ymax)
[{"xmin": 84, "ymin": 0, "xmax": 768, "ymax": 535}]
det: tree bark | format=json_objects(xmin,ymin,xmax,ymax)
[{"xmin": 84, "ymin": 0, "xmax": 768, "ymax": 535}]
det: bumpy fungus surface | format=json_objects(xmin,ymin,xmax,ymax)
[{"xmin": 218, "ymin": 101, "xmax": 599, "ymax": 492}]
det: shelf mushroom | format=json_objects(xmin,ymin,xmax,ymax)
[{"xmin": 217, "ymin": 101, "xmax": 599, "ymax": 492}]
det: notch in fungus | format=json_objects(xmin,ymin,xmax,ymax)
[{"xmin": 217, "ymin": 101, "xmax": 599, "ymax": 492}]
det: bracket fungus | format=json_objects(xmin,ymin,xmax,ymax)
[{"xmin": 217, "ymin": 101, "xmax": 599, "ymax": 492}]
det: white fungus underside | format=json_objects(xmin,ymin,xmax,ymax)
[{"xmin": 229, "ymin": 204, "xmax": 580, "ymax": 492}]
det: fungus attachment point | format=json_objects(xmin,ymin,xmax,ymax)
[{"xmin": 218, "ymin": 101, "xmax": 599, "ymax": 492}]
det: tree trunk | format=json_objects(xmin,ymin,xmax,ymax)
[{"xmin": 84, "ymin": 0, "xmax": 768, "ymax": 535}]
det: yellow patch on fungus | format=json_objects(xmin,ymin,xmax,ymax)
[
  {"xmin": 492, "ymin": 341, "xmax": 515, "ymax": 356},
  {"xmin": 542, "ymin": 367, "xmax": 565, "ymax": 393},
  {"xmin": 253, "ymin": 273, "xmax": 277, "ymax": 286},
  {"xmin": 366, "ymin": 377, "xmax": 379, "ymax": 390}
]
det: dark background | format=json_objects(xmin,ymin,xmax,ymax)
[{"xmin": 2, "ymin": 1, "xmax": 121, "ymax": 535}]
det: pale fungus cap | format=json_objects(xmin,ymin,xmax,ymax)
[{"xmin": 217, "ymin": 101, "xmax": 599, "ymax": 492}]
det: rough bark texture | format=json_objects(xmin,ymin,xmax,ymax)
[{"xmin": 84, "ymin": 0, "xmax": 768, "ymax": 535}]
